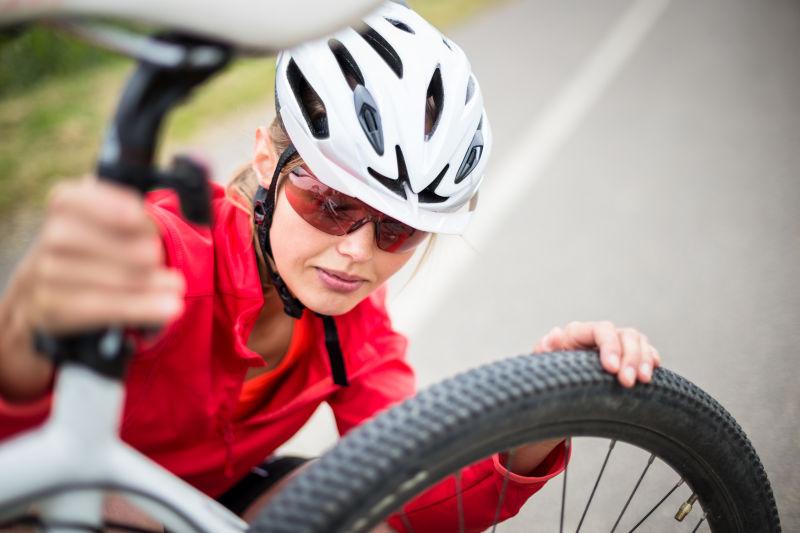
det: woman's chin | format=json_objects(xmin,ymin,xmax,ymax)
[{"xmin": 299, "ymin": 291, "xmax": 364, "ymax": 317}]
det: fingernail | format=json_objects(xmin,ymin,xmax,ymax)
[
  {"xmin": 640, "ymin": 362, "xmax": 652, "ymax": 379},
  {"xmin": 623, "ymin": 366, "xmax": 636, "ymax": 384},
  {"xmin": 607, "ymin": 352, "xmax": 620, "ymax": 371}
]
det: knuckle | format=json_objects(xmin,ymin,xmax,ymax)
[
  {"xmin": 139, "ymin": 237, "xmax": 163, "ymax": 266},
  {"xmin": 599, "ymin": 320, "xmax": 615, "ymax": 331},
  {"xmin": 38, "ymin": 221, "xmax": 59, "ymax": 250},
  {"xmin": 40, "ymin": 219, "xmax": 73, "ymax": 253},
  {"xmin": 117, "ymin": 201, "xmax": 145, "ymax": 230},
  {"xmin": 29, "ymin": 285, "xmax": 46, "ymax": 314},
  {"xmin": 565, "ymin": 320, "xmax": 582, "ymax": 332},
  {"xmin": 47, "ymin": 179, "xmax": 86, "ymax": 214},
  {"xmin": 650, "ymin": 346, "xmax": 660, "ymax": 359},
  {"xmin": 34, "ymin": 291, "xmax": 59, "ymax": 329},
  {"xmin": 36, "ymin": 255, "xmax": 60, "ymax": 283},
  {"xmin": 46, "ymin": 181, "xmax": 71, "ymax": 210}
]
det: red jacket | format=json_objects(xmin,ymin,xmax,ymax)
[{"xmin": 0, "ymin": 182, "xmax": 567, "ymax": 530}]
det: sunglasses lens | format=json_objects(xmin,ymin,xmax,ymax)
[
  {"xmin": 377, "ymin": 219, "xmax": 429, "ymax": 253},
  {"xmin": 285, "ymin": 170, "xmax": 356, "ymax": 235},
  {"xmin": 285, "ymin": 167, "xmax": 428, "ymax": 253}
]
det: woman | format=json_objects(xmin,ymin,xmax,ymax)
[{"xmin": 0, "ymin": 2, "xmax": 660, "ymax": 529}]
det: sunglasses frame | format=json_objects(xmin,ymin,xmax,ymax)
[{"xmin": 283, "ymin": 165, "xmax": 429, "ymax": 253}]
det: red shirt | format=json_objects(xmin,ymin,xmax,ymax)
[{"xmin": 0, "ymin": 182, "xmax": 567, "ymax": 530}]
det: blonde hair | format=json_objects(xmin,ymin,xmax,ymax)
[{"xmin": 224, "ymin": 113, "xmax": 299, "ymax": 231}]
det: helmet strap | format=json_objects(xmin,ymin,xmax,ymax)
[
  {"xmin": 254, "ymin": 144, "xmax": 303, "ymax": 318},
  {"xmin": 252, "ymin": 143, "xmax": 349, "ymax": 387},
  {"xmin": 254, "ymin": 144, "xmax": 297, "ymax": 259},
  {"xmin": 319, "ymin": 314, "xmax": 349, "ymax": 387}
]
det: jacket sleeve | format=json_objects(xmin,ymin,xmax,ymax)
[
  {"xmin": 326, "ymin": 289, "xmax": 569, "ymax": 531},
  {"xmin": 386, "ymin": 442, "xmax": 569, "ymax": 532}
]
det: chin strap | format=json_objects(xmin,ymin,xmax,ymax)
[
  {"xmin": 319, "ymin": 314, "xmax": 349, "ymax": 387},
  {"xmin": 253, "ymin": 143, "xmax": 349, "ymax": 387}
]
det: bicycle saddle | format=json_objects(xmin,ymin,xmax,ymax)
[{"xmin": 0, "ymin": 0, "xmax": 383, "ymax": 51}]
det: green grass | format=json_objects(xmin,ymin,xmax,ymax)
[
  {"xmin": 0, "ymin": 61, "xmax": 129, "ymax": 214},
  {"xmin": 0, "ymin": 0, "xmax": 503, "ymax": 217}
]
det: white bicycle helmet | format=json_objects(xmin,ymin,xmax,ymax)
[{"xmin": 275, "ymin": 1, "xmax": 491, "ymax": 234}]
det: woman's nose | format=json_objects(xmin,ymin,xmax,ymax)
[{"xmin": 336, "ymin": 221, "xmax": 376, "ymax": 262}]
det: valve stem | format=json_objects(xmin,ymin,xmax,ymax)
[{"xmin": 675, "ymin": 493, "xmax": 698, "ymax": 521}]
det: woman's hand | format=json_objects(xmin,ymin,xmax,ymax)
[
  {"xmin": 501, "ymin": 322, "xmax": 661, "ymax": 476},
  {"xmin": 26, "ymin": 176, "xmax": 185, "ymax": 334},
  {"xmin": 533, "ymin": 321, "xmax": 661, "ymax": 388},
  {"xmin": 0, "ymin": 176, "xmax": 185, "ymax": 400}
]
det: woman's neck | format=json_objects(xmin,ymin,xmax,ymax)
[
  {"xmin": 246, "ymin": 287, "xmax": 295, "ymax": 378},
  {"xmin": 246, "ymin": 232, "xmax": 296, "ymax": 377}
]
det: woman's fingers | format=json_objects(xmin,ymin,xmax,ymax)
[
  {"xmin": 48, "ymin": 176, "xmax": 158, "ymax": 237},
  {"xmin": 557, "ymin": 321, "xmax": 622, "ymax": 373},
  {"xmin": 617, "ymin": 328, "xmax": 642, "ymax": 387},
  {"xmin": 35, "ymin": 247, "xmax": 180, "ymax": 294},
  {"xmin": 40, "ymin": 208, "xmax": 163, "ymax": 271},
  {"xmin": 616, "ymin": 329, "xmax": 658, "ymax": 387},
  {"xmin": 637, "ymin": 340, "xmax": 654, "ymax": 383},
  {"xmin": 32, "ymin": 283, "xmax": 184, "ymax": 333},
  {"xmin": 26, "ymin": 177, "xmax": 182, "ymax": 335},
  {"xmin": 538, "ymin": 326, "xmax": 565, "ymax": 352},
  {"xmin": 534, "ymin": 321, "xmax": 661, "ymax": 388},
  {"xmin": 651, "ymin": 346, "xmax": 662, "ymax": 367},
  {"xmin": 582, "ymin": 321, "xmax": 622, "ymax": 374}
]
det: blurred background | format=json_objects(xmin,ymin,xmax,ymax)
[{"xmin": 1, "ymin": 0, "xmax": 797, "ymax": 529}]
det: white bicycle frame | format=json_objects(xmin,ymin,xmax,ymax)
[{"xmin": 0, "ymin": 364, "xmax": 248, "ymax": 532}]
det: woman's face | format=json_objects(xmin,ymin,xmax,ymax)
[{"xmin": 269, "ymin": 177, "xmax": 416, "ymax": 316}]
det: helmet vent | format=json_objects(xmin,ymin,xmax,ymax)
[
  {"xmin": 442, "ymin": 37, "xmax": 453, "ymax": 51},
  {"xmin": 358, "ymin": 24, "xmax": 403, "ymax": 78},
  {"xmin": 286, "ymin": 58, "xmax": 328, "ymax": 139},
  {"xmin": 385, "ymin": 18, "xmax": 415, "ymax": 34},
  {"xmin": 354, "ymin": 84, "xmax": 384, "ymax": 156},
  {"xmin": 328, "ymin": 39, "xmax": 364, "ymax": 91},
  {"xmin": 425, "ymin": 67, "xmax": 444, "ymax": 140},
  {"xmin": 455, "ymin": 127, "xmax": 484, "ymax": 184},
  {"xmin": 465, "ymin": 75, "xmax": 476, "ymax": 104},
  {"xmin": 367, "ymin": 145, "xmax": 411, "ymax": 199},
  {"xmin": 418, "ymin": 165, "xmax": 449, "ymax": 204}
]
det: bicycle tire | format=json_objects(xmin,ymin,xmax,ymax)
[{"xmin": 251, "ymin": 351, "xmax": 781, "ymax": 533}]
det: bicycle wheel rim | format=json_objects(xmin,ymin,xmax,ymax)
[{"xmin": 251, "ymin": 351, "xmax": 780, "ymax": 533}]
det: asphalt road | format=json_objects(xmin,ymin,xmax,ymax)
[
  {"xmin": 1, "ymin": 0, "xmax": 797, "ymax": 529},
  {"xmin": 386, "ymin": 0, "xmax": 800, "ymax": 528}
]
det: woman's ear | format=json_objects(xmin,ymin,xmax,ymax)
[{"xmin": 253, "ymin": 126, "xmax": 277, "ymax": 188}]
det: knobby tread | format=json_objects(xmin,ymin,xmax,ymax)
[{"xmin": 251, "ymin": 351, "xmax": 780, "ymax": 533}]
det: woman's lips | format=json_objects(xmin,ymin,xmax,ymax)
[{"xmin": 316, "ymin": 267, "xmax": 366, "ymax": 293}]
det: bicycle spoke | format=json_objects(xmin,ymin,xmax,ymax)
[
  {"xmin": 690, "ymin": 514, "xmax": 707, "ymax": 533},
  {"xmin": 627, "ymin": 478, "xmax": 684, "ymax": 532},
  {"xmin": 490, "ymin": 449, "xmax": 514, "ymax": 532},
  {"xmin": 609, "ymin": 453, "xmax": 655, "ymax": 533},
  {"xmin": 560, "ymin": 438, "xmax": 571, "ymax": 533},
  {"xmin": 455, "ymin": 469, "xmax": 465, "ymax": 533},
  {"xmin": 575, "ymin": 439, "xmax": 616, "ymax": 532}
]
